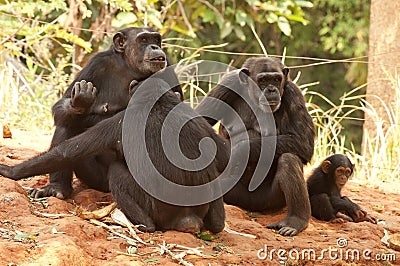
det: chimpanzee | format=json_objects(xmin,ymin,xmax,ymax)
[
  {"xmin": 0, "ymin": 75, "xmax": 228, "ymax": 233},
  {"xmin": 307, "ymin": 154, "xmax": 376, "ymax": 224},
  {"xmin": 195, "ymin": 57, "xmax": 315, "ymax": 236},
  {"xmin": 30, "ymin": 27, "xmax": 182, "ymax": 199}
]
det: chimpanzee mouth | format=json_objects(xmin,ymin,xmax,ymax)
[
  {"xmin": 267, "ymin": 101, "xmax": 280, "ymax": 106},
  {"xmin": 260, "ymin": 101, "xmax": 281, "ymax": 113},
  {"xmin": 145, "ymin": 56, "xmax": 166, "ymax": 62},
  {"xmin": 259, "ymin": 98, "xmax": 279, "ymax": 107}
]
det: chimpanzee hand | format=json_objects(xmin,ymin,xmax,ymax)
[
  {"xmin": 70, "ymin": 80, "xmax": 97, "ymax": 114},
  {"xmin": 331, "ymin": 211, "xmax": 353, "ymax": 223},
  {"xmin": 353, "ymin": 209, "xmax": 377, "ymax": 224},
  {"xmin": 128, "ymin": 80, "xmax": 140, "ymax": 96}
]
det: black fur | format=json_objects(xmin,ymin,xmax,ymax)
[
  {"xmin": 196, "ymin": 57, "xmax": 315, "ymax": 236},
  {"xmin": 307, "ymin": 154, "xmax": 374, "ymax": 223}
]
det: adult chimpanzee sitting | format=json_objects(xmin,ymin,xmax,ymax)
[
  {"xmin": 31, "ymin": 27, "xmax": 182, "ymax": 199},
  {"xmin": 196, "ymin": 57, "xmax": 315, "ymax": 236}
]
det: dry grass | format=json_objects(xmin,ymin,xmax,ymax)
[{"xmin": 0, "ymin": 54, "xmax": 69, "ymax": 132}]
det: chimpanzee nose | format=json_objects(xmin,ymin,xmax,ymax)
[{"xmin": 150, "ymin": 44, "xmax": 159, "ymax": 50}]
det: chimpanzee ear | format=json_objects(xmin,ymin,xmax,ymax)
[
  {"xmin": 321, "ymin": 160, "xmax": 331, "ymax": 174},
  {"xmin": 238, "ymin": 68, "xmax": 250, "ymax": 85},
  {"xmin": 282, "ymin": 66, "xmax": 289, "ymax": 77},
  {"xmin": 113, "ymin": 32, "xmax": 126, "ymax": 53}
]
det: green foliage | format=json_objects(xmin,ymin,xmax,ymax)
[
  {"xmin": 315, "ymin": 0, "xmax": 369, "ymax": 57},
  {"xmin": 0, "ymin": 0, "xmax": 91, "ymax": 75},
  {"xmin": 0, "ymin": 0, "xmax": 67, "ymax": 16},
  {"xmin": 159, "ymin": 0, "xmax": 312, "ymax": 62}
]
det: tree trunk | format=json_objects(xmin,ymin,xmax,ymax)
[{"xmin": 363, "ymin": 0, "xmax": 400, "ymax": 154}]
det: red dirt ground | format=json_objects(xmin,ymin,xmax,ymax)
[{"xmin": 0, "ymin": 130, "xmax": 399, "ymax": 265}]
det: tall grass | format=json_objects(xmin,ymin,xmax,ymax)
[
  {"xmin": 0, "ymin": 54, "xmax": 70, "ymax": 133},
  {"xmin": 358, "ymin": 73, "xmax": 400, "ymax": 191}
]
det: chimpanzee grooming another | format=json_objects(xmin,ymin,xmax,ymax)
[
  {"xmin": 307, "ymin": 154, "xmax": 376, "ymax": 224},
  {"xmin": 196, "ymin": 57, "xmax": 315, "ymax": 236},
  {"xmin": 30, "ymin": 27, "xmax": 182, "ymax": 199},
  {"xmin": 0, "ymin": 75, "xmax": 228, "ymax": 233}
]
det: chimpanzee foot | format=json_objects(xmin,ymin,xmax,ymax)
[
  {"xmin": 174, "ymin": 215, "xmax": 203, "ymax": 233},
  {"xmin": 267, "ymin": 216, "xmax": 308, "ymax": 236},
  {"xmin": 267, "ymin": 222, "xmax": 298, "ymax": 236},
  {"xmin": 29, "ymin": 183, "xmax": 73, "ymax": 199}
]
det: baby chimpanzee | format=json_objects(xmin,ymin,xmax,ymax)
[{"xmin": 307, "ymin": 154, "xmax": 376, "ymax": 223}]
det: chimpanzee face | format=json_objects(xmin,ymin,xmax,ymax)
[
  {"xmin": 334, "ymin": 166, "xmax": 353, "ymax": 189},
  {"xmin": 254, "ymin": 71, "xmax": 285, "ymax": 112},
  {"xmin": 244, "ymin": 58, "xmax": 289, "ymax": 113},
  {"xmin": 135, "ymin": 31, "xmax": 166, "ymax": 73},
  {"xmin": 113, "ymin": 27, "xmax": 167, "ymax": 75},
  {"xmin": 321, "ymin": 154, "xmax": 354, "ymax": 190}
]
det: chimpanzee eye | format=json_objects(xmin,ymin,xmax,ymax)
[{"xmin": 336, "ymin": 169, "xmax": 344, "ymax": 176}]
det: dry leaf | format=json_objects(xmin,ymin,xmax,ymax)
[
  {"xmin": 78, "ymin": 202, "xmax": 117, "ymax": 220},
  {"xmin": 2, "ymin": 124, "xmax": 12, "ymax": 138},
  {"xmin": 372, "ymin": 205, "xmax": 384, "ymax": 213}
]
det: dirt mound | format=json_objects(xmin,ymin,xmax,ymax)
[{"xmin": 0, "ymin": 133, "xmax": 399, "ymax": 265}]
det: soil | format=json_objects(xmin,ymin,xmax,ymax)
[{"xmin": 0, "ymin": 130, "xmax": 399, "ymax": 266}]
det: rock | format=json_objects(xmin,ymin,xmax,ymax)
[
  {"xmin": 389, "ymin": 233, "xmax": 400, "ymax": 251},
  {"xmin": 21, "ymin": 237, "xmax": 90, "ymax": 266}
]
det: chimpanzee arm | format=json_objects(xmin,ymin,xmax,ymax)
[
  {"xmin": 274, "ymin": 82, "xmax": 315, "ymax": 164},
  {"xmin": 195, "ymin": 69, "xmax": 246, "ymax": 127},
  {"xmin": 52, "ymin": 98, "xmax": 116, "ymax": 128},
  {"xmin": 330, "ymin": 196, "xmax": 361, "ymax": 214},
  {"xmin": 0, "ymin": 111, "xmax": 124, "ymax": 180},
  {"xmin": 204, "ymin": 124, "xmax": 229, "ymax": 172},
  {"xmin": 196, "ymin": 85, "xmax": 233, "ymax": 126}
]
